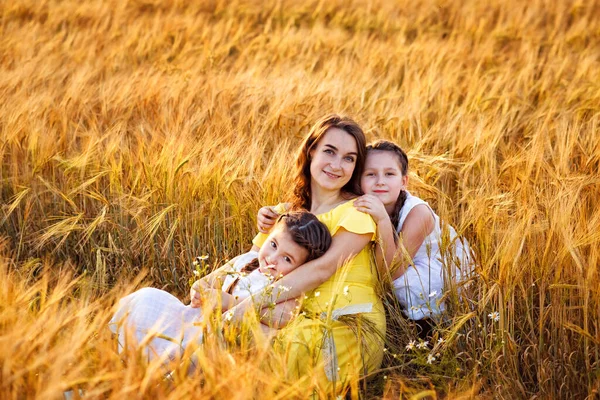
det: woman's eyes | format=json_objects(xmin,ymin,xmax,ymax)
[
  {"xmin": 385, "ymin": 172, "xmax": 396, "ymax": 176},
  {"xmin": 344, "ymin": 156, "xmax": 355, "ymax": 162},
  {"xmin": 324, "ymin": 149, "xmax": 334, "ymax": 155}
]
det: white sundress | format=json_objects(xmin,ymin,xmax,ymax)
[
  {"xmin": 109, "ymin": 251, "xmax": 270, "ymax": 362},
  {"xmin": 392, "ymin": 191, "xmax": 473, "ymax": 320}
]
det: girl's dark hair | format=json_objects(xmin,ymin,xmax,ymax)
[
  {"xmin": 242, "ymin": 211, "xmax": 332, "ymax": 273},
  {"xmin": 367, "ymin": 140, "xmax": 409, "ymax": 229},
  {"xmin": 291, "ymin": 114, "xmax": 367, "ymax": 210}
]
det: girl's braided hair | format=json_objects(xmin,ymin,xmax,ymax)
[
  {"xmin": 242, "ymin": 211, "xmax": 332, "ymax": 273},
  {"xmin": 367, "ymin": 140, "xmax": 409, "ymax": 229}
]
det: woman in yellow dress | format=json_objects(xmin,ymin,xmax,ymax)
[{"xmin": 218, "ymin": 114, "xmax": 385, "ymax": 396}]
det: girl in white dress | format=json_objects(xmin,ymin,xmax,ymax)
[
  {"xmin": 354, "ymin": 140, "xmax": 472, "ymax": 335},
  {"xmin": 110, "ymin": 211, "xmax": 331, "ymax": 362}
]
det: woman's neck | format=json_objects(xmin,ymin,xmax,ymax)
[{"xmin": 309, "ymin": 184, "xmax": 347, "ymax": 214}]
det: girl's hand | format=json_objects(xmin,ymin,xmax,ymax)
[
  {"xmin": 353, "ymin": 195, "xmax": 390, "ymax": 224},
  {"xmin": 189, "ymin": 281, "xmax": 205, "ymax": 308},
  {"xmin": 257, "ymin": 206, "xmax": 279, "ymax": 233}
]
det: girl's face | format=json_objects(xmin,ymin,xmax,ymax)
[
  {"xmin": 309, "ymin": 128, "xmax": 358, "ymax": 193},
  {"xmin": 258, "ymin": 224, "xmax": 309, "ymax": 278},
  {"xmin": 361, "ymin": 150, "xmax": 408, "ymax": 210}
]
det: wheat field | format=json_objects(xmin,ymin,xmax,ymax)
[{"xmin": 1, "ymin": 0, "xmax": 599, "ymax": 398}]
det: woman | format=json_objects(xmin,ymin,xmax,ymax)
[{"xmin": 200, "ymin": 114, "xmax": 386, "ymax": 396}]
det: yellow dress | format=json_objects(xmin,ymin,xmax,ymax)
[{"xmin": 253, "ymin": 200, "xmax": 386, "ymax": 395}]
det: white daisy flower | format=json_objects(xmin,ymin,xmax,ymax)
[
  {"xmin": 416, "ymin": 341, "xmax": 429, "ymax": 349},
  {"xmin": 428, "ymin": 290, "xmax": 438, "ymax": 298},
  {"xmin": 426, "ymin": 354, "xmax": 436, "ymax": 364},
  {"xmin": 405, "ymin": 340, "xmax": 416, "ymax": 351},
  {"xmin": 488, "ymin": 311, "xmax": 500, "ymax": 322}
]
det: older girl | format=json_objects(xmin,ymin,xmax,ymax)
[{"xmin": 354, "ymin": 140, "xmax": 472, "ymax": 334}]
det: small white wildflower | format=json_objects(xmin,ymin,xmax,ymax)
[
  {"xmin": 280, "ymin": 286, "xmax": 291, "ymax": 292},
  {"xmin": 224, "ymin": 311, "xmax": 233, "ymax": 321},
  {"xmin": 343, "ymin": 285, "xmax": 349, "ymax": 296},
  {"xmin": 428, "ymin": 290, "xmax": 438, "ymax": 298},
  {"xmin": 193, "ymin": 270, "xmax": 200, "ymax": 277},
  {"xmin": 488, "ymin": 311, "xmax": 500, "ymax": 322},
  {"xmin": 199, "ymin": 255, "xmax": 209, "ymax": 260},
  {"xmin": 416, "ymin": 341, "xmax": 429, "ymax": 349},
  {"xmin": 426, "ymin": 354, "xmax": 436, "ymax": 364},
  {"xmin": 406, "ymin": 339, "xmax": 417, "ymax": 352},
  {"xmin": 314, "ymin": 291, "xmax": 320, "ymax": 297},
  {"xmin": 437, "ymin": 337, "xmax": 444, "ymax": 344},
  {"xmin": 192, "ymin": 260, "xmax": 199, "ymax": 267}
]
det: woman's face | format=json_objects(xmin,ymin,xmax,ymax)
[{"xmin": 309, "ymin": 128, "xmax": 358, "ymax": 193}]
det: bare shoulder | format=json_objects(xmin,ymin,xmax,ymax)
[{"xmin": 402, "ymin": 204, "xmax": 435, "ymax": 233}]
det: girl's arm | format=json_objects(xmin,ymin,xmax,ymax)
[
  {"xmin": 392, "ymin": 204, "xmax": 435, "ymax": 280},
  {"xmin": 354, "ymin": 196, "xmax": 435, "ymax": 281},
  {"xmin": 353, "ymin": 195, "xmax": 398, "ymax": 278},
  {"xmin": 226, "ymin": 229, "xmax": 372, "ymax": 322},
  {"xmin": 190, "ymin": 255, "xmax": 242, "ymax": 308}
]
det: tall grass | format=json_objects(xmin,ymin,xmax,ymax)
[{"xmin": 1, "ymin": 0, "xmax": 599, "ymax": 397}]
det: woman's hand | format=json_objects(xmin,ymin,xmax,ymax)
[
  {"xmin": 353, "ymin": 195, "xmax": 390, "ymax": 224},
  {"xmin": 257, "ymin": 206, "xmax": 279, "ymax": 233}
]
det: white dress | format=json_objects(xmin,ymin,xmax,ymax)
[
  {"xmin": 109, "ymin": 251, "xmax": 269, "ymax": 361},
  {"xmin": 392, "ymin": 192, "xmax": 473, "ymax": 320}
]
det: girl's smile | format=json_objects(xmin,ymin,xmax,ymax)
[
  {"xmin": 258, "ymin": 225, "xmax": 309, "ymax": 278},
  {"xmin": 361, "ymin": 151, "xmax": 408, "ymax": 213}
]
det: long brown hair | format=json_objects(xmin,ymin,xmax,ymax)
[
  {"xmin": 242, "ymin": 211, "xmax": 332, "ymax": 273},
  {"xmin": 367, "ymin": 140, "xmax": 409, "ymax": 229},
  {"xmin": 291, "ymin": 114, "xmax": 367, "ymax": 210}
]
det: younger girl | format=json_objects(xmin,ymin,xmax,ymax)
[{"xmin": 110, "ymin": 211, "xmax": 332, "ymax": 361}]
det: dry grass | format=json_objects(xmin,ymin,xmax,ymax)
[{"xmin": 1, "ymin": 0, "xmax": 599, "ymax": 398}]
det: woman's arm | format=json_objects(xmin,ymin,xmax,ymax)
[{"xmin": 227, "ymin": 229, "xmax": 372, "ymax": 321}]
